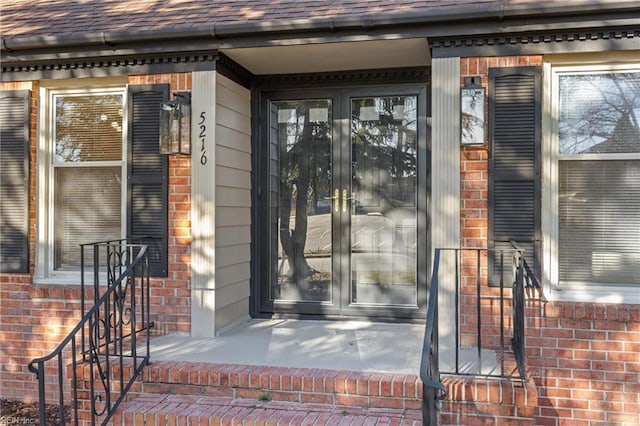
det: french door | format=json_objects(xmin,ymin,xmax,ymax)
[{"xmin": 256, "ymin": 86, "xmax": 427, "ymax": 318}]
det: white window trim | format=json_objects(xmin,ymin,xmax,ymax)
[
  {"xmin": 36, "ymin": 80, "xmax": 128, "ymax": 284},
  {"xmin": 542, "ymin": 61, "xmax": 640, "ymax": 304}
]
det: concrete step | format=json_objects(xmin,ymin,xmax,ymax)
[{"xmin": 110, "ymin": 393, "xmax": 423, "ymax": 425}]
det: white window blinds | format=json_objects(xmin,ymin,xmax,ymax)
[
  {"xmin": 557, "ymin": 71, "xmax": 640, "ymax": 287},
  {"xmin": 52, "ymin": 92, "xmax": 124, "ymax": 270},
  {"xmin": 54, "ymin": 94, "xmax": 123, "ymax": 162},
  {"xmin": 558, "ymin": 160, "xmax": 640, "ymax": 285}
]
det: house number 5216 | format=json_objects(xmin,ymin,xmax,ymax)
[{"xmin": 198, "ymin": 111, "xmax": 208, "ymax": 165}]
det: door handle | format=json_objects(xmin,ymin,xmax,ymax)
[
  {"xmin": 334, "ymin": 189, "xmax": 340, "ymax": 213},
  {"xmin": 342, "ymin": 189, "xmax": 348, "ymax": 213}
]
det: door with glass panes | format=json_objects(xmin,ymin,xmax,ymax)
[{"xmin": 258, "ymin": 86, "xmax": 427, "ymax": 318}]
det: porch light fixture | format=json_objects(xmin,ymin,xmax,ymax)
[
  {"xmin": 460, "ymin": 76, "xmax": 486, "ymax": 146},
  {"xmin": 159, "ymin": 92, "xmax": 191, "ymax": 155}
]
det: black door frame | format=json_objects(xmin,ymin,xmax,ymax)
[{"xmin": 252, "ymin": 80, "xmax": 429, "ymax": 320}]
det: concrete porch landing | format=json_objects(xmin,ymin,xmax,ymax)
[
  {"xmin": 109, "ymin": 320, "xmax": 426, "ymax": 424},
  {"xmin": 147, "ymin": 319, "xmax": 425, "ymax": 374},
  {"xmin": 111, "ymin": 319, "xmax": 527, "ymax": 424}
]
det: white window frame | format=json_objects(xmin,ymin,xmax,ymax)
[
  {"xmin": 36, "ymin": 80, "xmax": 128, "ymax": 284},
  {"xmin": 542, "ymin": 61, "xmax": 640, "ymax": 304}
]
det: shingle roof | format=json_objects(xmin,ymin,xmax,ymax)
[{"xmin": 0, "ymin": 0, "xmax": 572, "ymax": 40}]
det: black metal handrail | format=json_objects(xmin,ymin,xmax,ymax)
[
  {"xmin": 509, "ymin": 241, "xmax": 540, "ymax": 381},
  {"xmin": 420, "ymin": 245, "xmax": 540, "ymax": 425},
  {"xmin": 28, "ymin": 240, "xmax": 154, "ymax": 425},
  {"xmin": 419, "ymin": 248, "xmax": 447, "ymax": 426}
]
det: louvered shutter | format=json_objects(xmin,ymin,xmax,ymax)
[
  {"xmin": 0, "ymin": 90, "xmax": 30, "ymax": 273},
  {"xmin": 127, "ymin": 85, "xmax": 169, "ymax": 277},
  {"xmin": 488, "ymin": 67, "xmax": 541, "ymax": 286}
]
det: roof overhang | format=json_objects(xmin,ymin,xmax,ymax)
[
  {"xmin": 1, "ymin": 0, "xmax": 638, "ymax": 81},
  {"xmin": 222, "ymin": 38, "xmax": 430, "ymax": 75}
]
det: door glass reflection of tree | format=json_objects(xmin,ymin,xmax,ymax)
[
  {"xmin": 350, "ymin": 96, "xmax": 418, "ymax": 305},
  {"xmin": 273, "ymin": 100, "xmax": 333, "ymax": 302}
]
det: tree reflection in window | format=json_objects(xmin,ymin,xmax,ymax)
[
  {"xmin": 559, "ymin": 72, "xmax": 640, "ymax": 154},
  {"xmin": 351, "ymin": 96, "xmax": 417, "ymax": 211},
  {"xmin": 55, "ymin": 94, "xmax": 123, "ymax": 163},
  {"xmin": 274, "ymin": 100, "xmax": 333, "ymax": 301}
]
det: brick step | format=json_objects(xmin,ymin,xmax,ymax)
[
  {"xmin": 102, "ymin": 362, "xmax": 423, "ymax": 425},
  {"xmin": 110, "ymin": 393, "xmax": 423, "ymax": 425},
  {"xmin": 80, "ymin": 360, "xmax": 537, "ymax": 425},
  {"xmin": 129, "ymin": 361, "xmax": 424, "ymax": 411},
  {"xmin": 438, "ymin": 374, "xmax": 538, "ymax": 425}
]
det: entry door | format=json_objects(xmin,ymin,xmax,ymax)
[{"xmin": 260, "ymin": 87, "xmax": 426, "ymax": 318}]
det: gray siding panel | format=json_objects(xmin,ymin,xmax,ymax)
[
  {"xmin": 216, "ymin": 82, "xmax": 251, "ymax": 116},
  {"xmin": 217, "ymin": 104, "xmax": 251, "ymax": 135},
  {"xmin": 215, "ymin": 73, "xmax": 252, "ymax": 334},
  {"xmin": 215, "ymin": 297, "xmax": 250, "ymax": 333},
  {"xmin": 217, "ymin": 226, "xmax": 252, "ymax": 246},
  {"xmin": 216, "ymin": 145, "xmax": 251, "ymax": 170},
  {"xmin": 217, "ymin": 168, "xmax": 251, "ymax": 188},
  {"xmin": 216, "ymin": 187, "xmax": 252, "ymax": 207},
  {"xmin": 216, "ymin": 244, "xmax": 251, "ymax": 268},
  {"xmin": 216, "ymin": 263, "xmax": 251, "ymax": 288},
  {"xmin": 217, "ymin": 207, "xmax": 251, "ymax": 227},
  {"xmin": 216, "ymin": 125, "xmax": 251, "ymax": 152}
]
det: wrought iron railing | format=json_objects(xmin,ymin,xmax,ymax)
[
  {"xmin": 420, "ymin": 245, "xmax": 540, "ymax": 425},
  {"xmin": 28, "ymin": 239, "xmax": 153, "ymax": 425},
  {"xmin": 419, "ymin": 248, "xmax": 447, "ymax": 426},
  {"xmin": 510, "ymin": 241, "xmax": 540, "ymax": 381}
]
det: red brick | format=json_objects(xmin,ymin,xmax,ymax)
[
  {"xmin": 334, "ymin": 394, "xmax": 369, "ymax": 407},
  {"xmin": 300, "ymin": 392, "xmax": 334, "ymax": 404}
]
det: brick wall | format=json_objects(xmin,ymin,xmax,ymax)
[
  {"xmin": 0, "ymin": 73, "xmax": 193, "ymax": 401},
  {"xmin": 458, "ymin": 56, "xmax": 640, "ymax": 425},
  {"xmin": 528, "ymin": 301, "xmax": 640, "ymax": 425}
]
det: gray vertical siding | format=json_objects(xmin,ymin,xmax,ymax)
[
  {"xmin": 191, "ymin": 70, "xmax": 217, "ymax": 336},
  {"xmin": 431, "ymin": 57, "xmax": 461, "ymax": 352}
]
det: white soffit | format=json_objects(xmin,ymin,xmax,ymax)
[{"xmin": 222, "ymin": 38, "xmax": 430, "ymax": 74}]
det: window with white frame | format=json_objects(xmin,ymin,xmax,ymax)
[
  {"xmin": 548, "ymin": 64, "xmax": 640, "ymax": 301},
  {"xmin": 37, "ymin": 81, "xmax": 169, "ymax": 282},
  {"xmin": 39, "ymin": 87, "xmax": 126, "ymax": 279}
]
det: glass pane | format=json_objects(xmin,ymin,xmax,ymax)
[
  {"xmin": 55, "ymin": 93, "xmax": 123, "ymax": 162},
  {"xmin": 54, "ymin": 167, "xmax": 122, "ymax": 269},
  {"xmin": 350, "ymin": 96, "xmax": 418, "ymax": 305},
  {"xmin": 559, "ymin": 72, "xmax": 640, "ymax": 154},
  {"xmin": 271, "ymin": 100, "xmax": 333, "ymax": 302},
  {"xmin": 559, "ymin": 160, "xmax": 640, "ymax": 285}
]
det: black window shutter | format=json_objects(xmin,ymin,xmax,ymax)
[
  {"xmin": 0, "ymin": 90, "xmax": 30, "ymax": 273},
  {"xmin": 488, "ymin": 67, "xmax": 541, "ymax": 286},
  {"xmin": 127, "ymin": 84, "xmax": 169, "ymax": 277}
]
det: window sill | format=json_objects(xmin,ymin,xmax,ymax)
[
  {"xmin": 544, "ymin": 284, "xmax": 640, "ymax": 305},
  {"xmin": 34, "ymin": 270, "xmax": 108, "ymax": 286}
]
